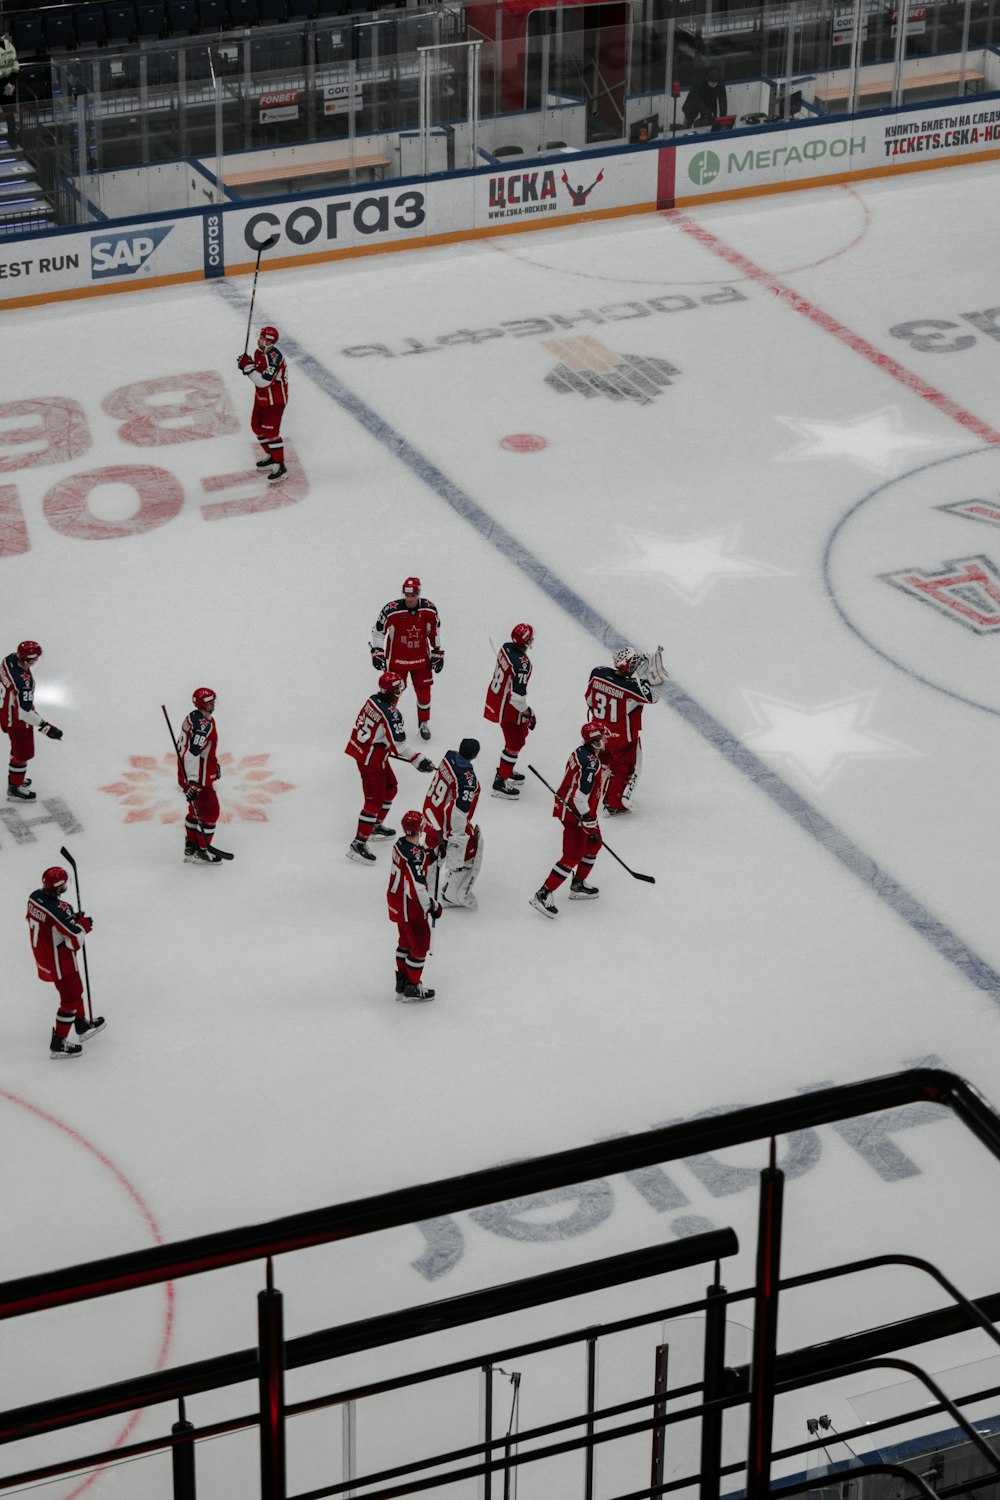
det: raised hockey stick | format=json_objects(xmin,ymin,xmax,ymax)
[
  {"xmin": 526, "ymin": 765, "xmax": 656, "ymax": 884},
  {"xmin": 59, "ymin": 845, "xmax": 94, "ymax": 1021},
  {"xmin": 243, "ymin": 236, "xmax": 279, "ymax": 355}
]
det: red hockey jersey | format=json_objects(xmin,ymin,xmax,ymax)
[
  {"xmin": 484, "ymin": 641, "xmax": 531, "ymax": 725},
  {"xmin": 584, "ymin": 667, "xmax": 655, "ymax": 746},
  {"xmin": 178, "ymin": 708, "xmax": 219, "ymax": 789},
  {"xmin": 345, "ymin": 691, "xmax": 424, "ymax": 772},
  {"xmin": 26, "ymin": 888, "xmax": 87, "ymax": 983},
  {"xmin": 555, "ymin": 743, "xmax": 602, "ymax": 826},
  {"xmin": 422, "ymin": 748, "xmax": 481, "ymax": 847},
  {"xmin": 0, "ymin": 652, "xmax": 43, "ymax": 733},
  {"xmin": 249, "ymin": 344, "xmax": 288, "ymax": 409},
  {"xmin": 387, "ymin": 836, "xmax": 434, "ymax": 923},
  {"xmin": 371, "ymin": 598, "xmax": 441, "ymax": 674}
]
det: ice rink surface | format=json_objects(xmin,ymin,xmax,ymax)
[{"xmin": 4, "ymin": 160, "xmax": 1000, "ymax": 1498}]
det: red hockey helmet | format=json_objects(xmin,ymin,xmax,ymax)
[
  {"xmin": 511, "ymin": 623, "xmax": 534, "ymax": 649},
  {"xmin": 402, "ymin": 576, "xmax": 421, "ymax": 597},
  {"xmin": 17, "ymin": 640, "xmax": 42, "ymax": 663},
  {"xmin": 378, "ymin": 671, "xmax": 404, "ymax": 698},
  {"xmin": 259, "ymin": 325, "xmax": 279, "ymax": 343},
  {"xmin": 581, "ymin": 721, "xmax": 606, "ymax": 746},
  {"xmin": 192, "ymin": 687, "xmax": 217, "ymax": 710},
  {"xmin": 401, "ymin": 809, "xmax": 423, "ymax": 839},
  {"xmin": 41, "ymin": 866, "xmax": 69, "ymax": 892}
]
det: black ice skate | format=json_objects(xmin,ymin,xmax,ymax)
[
  {"xmin": 7, "ymin": 783, "xmax": 36, "ymax": 801},
  {"xmin": 569, "ymin": 879, "xmax": 599, "ymax": 899},
  {"xmin": 510, "ymin": 771, "xmax": 525, "ymax": 783},
  {"xmin": 371, "ymin": 823, "xmax": 396, "ymax": 840},
  {"xmin": 530, "ymin": 888, "xmax": 558, "ymax": 919},
  {"xmin": 418, "ymin": 722, "xmax": 431, "ymax": 741},
  {"xmin": 347, "ymin": 839, "xmax": 377, "ymax": 864},
  {"xmin": 400, "ymin": 982, "xmax": 435, "ymax": 1002},
  {"xmin": 75, "ymin": 1015, "xmax": 107, "ymax": 1041},
  {"xmin": 50, "ymin": 1031, "xmax": 83, "ymax": 1059},
  {"xmin": 256, "ymin": 456, "xmax": 274, "ymax": 468},
  {"xmin": 492, "ymin": 775, "xmax": 520, "ymax": 799},
  {"xmin": 267, "ymin": 462, "xmax": 288, "ymax": 484},
  {"xmin": 188, "ymin": 846, "xmax": 222, "ymax": 864},
  {"xmin": 395, "ymin": 970, "xmax": 407, "ymax": 996}
]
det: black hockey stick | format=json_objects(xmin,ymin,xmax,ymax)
[
  {"xmin": 58, "ymin": 845, "xmax": 94, "ymax": 1021},
  {"xmin": 526, "ymin": 765, "xmax": 656, "ymax": 884},
  {"xmin": 243, "ymin": 236, "xmax": 278, "ymax": 355}
]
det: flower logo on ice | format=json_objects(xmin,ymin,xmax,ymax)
[{"xmin": 101, "ymin": 753, "xmax": 294, "ymax": 824}]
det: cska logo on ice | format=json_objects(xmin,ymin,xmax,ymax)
[
  {"xmin": 881, "ymin": 554, "xmax": 1000, "ymax": 633},
  {"xmin": 487, "ymin": 167, "xmax": 604, "ymax": 219}
]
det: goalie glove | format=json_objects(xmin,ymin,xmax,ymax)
[{"xmin": 645, "ymin": 645, "xmax": 669, "ymax": 685}]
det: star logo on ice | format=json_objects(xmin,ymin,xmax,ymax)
[
  {"xmin": 778, "ymin": 406, "xmax": 967, "ymax": 475},
  {"xmin": 741, "ymin": 690, "xmax": 918, "ymax": 790},
  {"xmin": 605, "ymin": 526, "xmax": 790, "ymax": 604},
  {"xmin": 100, "ymin": 754, "xmax": 294, "ymax": 823}
]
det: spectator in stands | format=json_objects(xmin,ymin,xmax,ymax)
[
  {"xmin": 0, "ymin": 35, "xmax": 19, "ymax": 148},
  {"xmin": 683, "ymin": 64, "xmax": 727, "ymax": 128}
]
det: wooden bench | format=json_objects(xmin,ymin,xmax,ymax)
[
  {"xmin": 225, "ymin": 154, "xmax": 391, "ymax": 193},
  {"xmin": 815, "ymin": 69, "xmax": 984, "ymax": 108}
]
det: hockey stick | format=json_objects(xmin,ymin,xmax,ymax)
[
  {"xmin": 243, "ymin": 236, "xmax": 278, "ymax": 356},
  {"xmin": 161, "ymin": 704, "xmax": 213, "ymax": 848},
  {"xmin": 58, "ymin": 845, "xmax": 94, "ymax": 1022},
  {"xmin": 526, "ymin": 765, "xmax": 656, "ymax": 884}
]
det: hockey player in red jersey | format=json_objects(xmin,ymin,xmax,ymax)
[
  {"xmin": 237, "ymin": 325, "xmax": 289, "ymax": 484},
  {"xmin": 388, "ymin": 809, "xmax": 442, "ymax": 1001},
  {"xmin": 584, "ymin": 646, "xmax": 667, "ymax": 814},
  {"xmin": 1, "ymin": 641, "xmax": 62, "ymax": 802},
  {"xmin": 346, "ymin": 671, "xmax": 435, "ymax": 864},
  {"xmin": 530, "ymin": 723, "xmax": 607, "ymax": 918},
  {"xmin": 177, "ymin": 687, "xmax": 232, "ymax": 864},
  {"xmin": 26, "ymin": 866, "xmax": 105, "ymax": 1059},
  {"xmin": 370, "ymin": 577, "xmax": 443, "ymax": 741},
  {"xmin": 484, "ymin": 623, "xmax": 535, "ymax": 799},
  {"xmin": 422, "ymin": 738, "xmax": 482, "ymax": 910}
]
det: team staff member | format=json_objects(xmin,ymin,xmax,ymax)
[
  {"xmin": 26, "ymin": 866, "xmax": 105, "ymax": 1059},
  {"xmin": 1, "ymin": 640, "xmax": 62, "ymax": 802}
]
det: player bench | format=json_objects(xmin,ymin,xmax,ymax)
[
  {"xmin": 225, "ymin": 153, "xmax": 392, "ymax": 195},
  {"xmin": 814, "ymin": 68, "xmax": 985, "ymax": 109}
]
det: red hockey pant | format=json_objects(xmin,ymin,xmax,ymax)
[
  {"xmin": 600, "ymin": 739, "xmax": 638, "ymax": 811},
  {"xmin": 394, "ymin": 915, "xmax": 431, "ymax": 983},
  {"xmin": 544, "ymin": 820, "xmax": 602, "ymax": 893},
  {"xmin": 4, "ymin": 722, "xmax": 34, "ymax": 786},
  {"xmin": 391, "ymin": 665, "xmax": 433, "ymax": 723},
  {"xmin": 496, "ymin": 718, "xmax": 529, "ymax": 780},
  {"xmin": 185, "ymin": 784, "xmax": 220, "ymax": 849},
  {"xmin": 43, "ymin": 968, "xmax": 85, "ymax": 1038},
  {"xmin": 357, "ymin": 762, "xmax": 398, "ymax": 842},
  {"xmin": 251, "ymin": 402, "xmax": 285, "ymax": 462}
]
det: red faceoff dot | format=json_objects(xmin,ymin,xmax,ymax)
[{"xmin": 500, "ymin": 433, "xmax": 548, "ymax": 453}]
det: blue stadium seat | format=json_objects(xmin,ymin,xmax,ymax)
[
  {"xmin": 44, "ymin": 10, "xmax": 76, "ymax": 49},
  {"xmin": 105, "ymin": 3, "xmax": 138, "ymax": 43},
  {"xmin": 227, "ymin": 0, "xmax": 257, "ymax": 24},
  {"xmin": 197, "ymin": 0, "xmax": 226, "ymax": 26},
  {"xmin": 10, "ymin": 12, "xmax": 44, "ymax": 55},
  {"xmin": 137, "ymin": 1, "xmax": 166, "ymax": 36},
  {"xmin": 167, "ymin": 0, "xmax": 198, "ymax": 32},
  {"xmin": 75, "ymin": 6, "xmax": 108, "ymax": 45},
  {"xmin": 256, "ymin": 0, "xmax": 288, "ymax": 20}
]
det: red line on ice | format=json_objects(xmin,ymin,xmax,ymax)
[{"xmin": 670, "ymin": 212, "xmax": 1000, "ymax": 446}]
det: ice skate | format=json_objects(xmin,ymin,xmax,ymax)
[
  {"xmin": 267, "ymin": 461, "xmax": 288, "ymax": 484},
  {"xmin": 371, "ymin": 823, "xmax": 396, "ymax": 840},
  {"xmin": 510, "ymin": 771, "xmax": 525, "ymax": 783},
  {"xmin": 418, "ymin": 722, "xmax": 431, "ymax": 741},
  {"xmin": 569, "ymin": 879, "xmax": 599, "ymax": 899},
  {"xmin": 256, "ymin": 456, "xmax": 274, "ymax": 468},
  {"xmin": 492, "ymin": 775, "xmax": 520, "ymax": 799},
  {"xmin": 7, "ymin": 783, "xmax": 36, "ymax": 801},
  {"xmin": 188, "ymin": 846, "xmax": 222, "ymax": 864},
  {"xmin": 49, "ymin": 1032, "xmax": 83, "ymax": 1059},
  {"xmin": 347, "ymin": 838, "xmax": 376, "ymax": 864},
  {"xmin": 530, "ymin": 887, "xmax": 558, "ymax": 918},
  {"xmin": 74, "ymin": 1015, "xmax": 107, "ymax": 1041},
  {"xmin": 400, "ymin": 981, "xmax": 435, "ymax": 1002},
  {"xmin": 395, "ymin": 970, "xmax": 407, "ymax": 996}
]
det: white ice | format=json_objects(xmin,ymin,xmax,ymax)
[{"xmin": 3, "ymin": 161, "xmax": 1000, "ymax": 1500}]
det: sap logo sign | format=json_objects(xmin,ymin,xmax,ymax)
[{"xmin": 90, "ymin": 227, "xmax": 173, "ymax": 279}]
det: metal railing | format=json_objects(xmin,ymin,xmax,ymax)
[{"xmin": 3, "ymin": 1068, "xmax": 1000, "ymax": 1497}]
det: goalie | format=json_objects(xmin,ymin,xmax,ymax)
[
  {"xmin": 422, "ymin": 737, "xmax": 483, "ymax": 910},
  {"xmin": 584, "ymin": 644, "xmax": 667, "ymax": 814}
]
